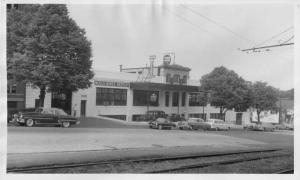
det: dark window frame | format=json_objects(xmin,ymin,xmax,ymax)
[
  {"xmin": 165, "ymin": 91, "xmax": 170, "ymax": 107},
  {"xmin": 133, "ymin": 90, "xmax": 159, "ymax": 106},
  {"xmin": 172, "ymin": 91, "xmax": 179, "ymax": 107},
  {"xmin": 96, "ymin": 87, "xmax": 127, "ymax": 106}
]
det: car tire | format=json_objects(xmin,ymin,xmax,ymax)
[
  {"xmin": 158, "ymin": 125, "xmax": 163, "ymax": 130},
  {"xmin": 25, "ymin": 119, "xmax": 34, "ymax": 127},
  {"xmin": 62, "ymin": 121, "xmax": 70, "ymax": 128}
]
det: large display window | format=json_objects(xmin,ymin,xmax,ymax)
[
  {"xmin": 133, "ymin": 90, "xmax": 159, "ymax": 106},
  {"xmin": 96, "ymin": 87, "xmax": 127, "ymax": 106}
]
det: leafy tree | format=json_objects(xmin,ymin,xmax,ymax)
[
  {"xmin": 251, "ymin": 82, "xmax": 278, "ymax": 123},
  {"xmin": 200, "ymin": 66, "xmax": 251, "ymax": 120},
  {"xmin": 7, "ymin": 4, "xmax": 94, "ymax": 108}
]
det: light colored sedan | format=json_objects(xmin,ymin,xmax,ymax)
[
  {"xmin": 253, "ymin": 122, "xmax": 275, "ymax": 132},
  {"xmin": 206, "ymin": 119, "xmax": 231, "ymax": 131}
]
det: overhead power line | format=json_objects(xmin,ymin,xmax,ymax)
[
  {"xmin": 254, "ymin": 26, "xmax": 294, "ymax": 47},
  {"xmin": 180, "ymin": 4, "xmax": 254, "ymax": 43},
  {"xmin": 240, "ymin": 43, "xmax": 294, "ymax": 52},
  {"xmin": 280, "ymin": 36, "xmax": 294, "ymax": 44},
  {"xmin": 162, "ymin": 6, "xmax": 221, "ymax": 39}
]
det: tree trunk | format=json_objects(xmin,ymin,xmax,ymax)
[
  {"xmin": 257, "ymin": 111, "xmax": 261, "ymax": 123},
  {"xmin": 39, "ymin": 85, "xmax": 46, "ymax": 107},
  {"xmin": 219, "ymin": 107, "xmax": 223, "ymax": 120}
]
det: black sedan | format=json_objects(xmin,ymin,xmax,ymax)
[
  {"xmin": 149, "ymin": 118, "xmax": 176, "ymax": 130},
  {"xmin": 11, "ymin": 107, "xmax": 80, "ymax": 128}
]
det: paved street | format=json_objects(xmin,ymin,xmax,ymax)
[{"xmin": 7, "ymin": 120, "xmax": 294, "ymax": 169}]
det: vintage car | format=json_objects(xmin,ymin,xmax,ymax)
[
  {"xmin": 284, "ymin": 123, "xmax": 294, "ymax": 130},
  {"xmin": 273, "ymin": 123, "xmax": 287, "ymax": 130},
  {"xmin": 148, "ymin": 117, "xmax": 176, "ymax": 130},
  {"xmin": 178, "ymin": 118, "xmax": 210, "ymax": 130},
  {"xmin": 253, "ymin": 122, "xmax": 275, "ymax": 132},
  {"xmin": 8, "ymin": 108, "xmax": 36, "ymax": 123},
  {"xmin": 11, "ymin": 107, "xmax": 80, "ymax": 128},
  {"xmin": 243, "ymin": 122, "xmax": 257, "ymax": 130},
  {"xmin": 137, "ymin": 110, "xmax": 166, "ymax": 122},
  {"xmin": 206, "ymin": 119, "xmax": 232, "ymax": 131},
  {"xmin": 177, "ymin": 120, "xmax": 191, "ymax": 130}
]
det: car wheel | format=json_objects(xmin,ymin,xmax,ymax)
[
  {"xmin": 158, "ymin": 125, "xmax": 163, "ymax": 130},
  {"xmin": 26, "ymin": 119, "xmax": 34, "ymax": 127},
  {"xmin": 62, "ymin": 121, "xmax": 70, "ymax": 128}
]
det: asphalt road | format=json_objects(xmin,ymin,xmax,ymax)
[{"xmin": 6, "ymin": 117, "xmax": 294, "ymax": 169}]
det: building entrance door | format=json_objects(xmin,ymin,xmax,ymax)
[
  {"xmin": 236, "ymin": 113, "xmax": 243, "ymax": 125},
  {"xmin": 80, "ymin": 100, "xmax": 86, "ymax": 117}
]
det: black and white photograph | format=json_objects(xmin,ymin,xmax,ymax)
[{"xmin": 1, "ymin": 0, "xmax": 299, "ymax": 177}]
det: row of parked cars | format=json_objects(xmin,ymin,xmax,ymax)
[
  {"xmin": 149, "ymin": 117, "xmax": 234, "ymax": 131},
  {"xmin": 146, "ymin": 111, "xmax": 294, "ymax": 131},
  {"xmin": 243, "ymin": 122, "xmax": 294, "ymax": 131}
]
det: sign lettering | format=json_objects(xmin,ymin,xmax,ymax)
[{"xmin": 94, "ymin": 80, "xmax": 130, "ymax": 87}]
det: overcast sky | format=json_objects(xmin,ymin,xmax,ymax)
[{"xmin": 67, "ymin": 3, "xmax": 294, "ymax": 90}]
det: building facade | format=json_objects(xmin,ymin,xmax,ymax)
[{"xmin": 23, "ymin": 56, "xmax": 250, "ymax": 124}]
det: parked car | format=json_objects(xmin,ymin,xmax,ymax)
[
  {"xmin": 243, "ymin": 122, "xmax": 257, "ymax": 130},
  {"xmin": 284, "ymin": 123, "xmax": 294, "ymax": 130},
  {"xmin": 274, "ymin": 123, "xmax": 287, "ymax": 130},
  {"xmin": 11, "ymin": 107, "xmax": 80, "ymax": 128},
  {"xmin": 149, "ymin": 117, "xmax": 176, "ymax": 130},
  {"xmin": 206, "ymin": 119, "xmax": 231, "ymax": 131},
  {"xmin": 178, "ymin": 118, "xmax": 210, "ymax": 130},
  {"xmin": 177, "ymin": 120, "xmax": 191, "ymax": 130},
  {"xmin": 253, "ymin": 122, "xmax": 275, "ymax": 132},
  {"xmin": 8, "ymin": 108, "xmax": 36, "ymax": 123},
  {"xmin": 137, "ymin": 110, "xmax": 166, "ymax": 121}
]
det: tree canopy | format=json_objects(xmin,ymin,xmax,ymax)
[
  {"xmin": 7, "ymin": 4, "xmax": 94, "ymax": 107},
  {"xmin": 251, "ymin": 81, "xmax": 278, "ymax": 123},
  {"xmin": 200, "ymin": 66, "xmax": 252, "ymax": 119}
]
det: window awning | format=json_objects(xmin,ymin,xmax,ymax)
[{"xmin": 130, "ymin": 82, "xmax": 205, "ymax": 92}]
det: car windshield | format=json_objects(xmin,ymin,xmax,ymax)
[
  {"xmin": 55, "ymin": 109, "xmax": 68, "ymax": 116},
  {"xmin": 41, "ymin": 108, "xmax": 55, "ymax": 115},
  {"xmin": 156, "ymin": 118, "xmax": 167, "ymax": 123}
]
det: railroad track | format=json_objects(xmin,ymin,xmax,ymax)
[
  {"xmin": 7, "ymin": 148, "xmax": 291, "ymax": 173},
  {"xmin": 146, "ymin": 153, "xmax": 291, "ymax": 173}
]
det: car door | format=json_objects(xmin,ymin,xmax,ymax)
[{"xmin": 39, "ymin": 109, "xmax": 56, "ymax": 124}]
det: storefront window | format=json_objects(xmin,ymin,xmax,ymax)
[
  {"xmin": 7, "ymin": 101, "xmax": 17, "ymax": 108},
  {"xmin": 165, "ymin": 91, "xmax": 169, "ymax": 107},
  {"xmin": 133, "ymin": 90, "xmax": 159, "ymax": 106},
  {"xmin": 172, "ymin": 92, "xmax": 179, "ymax": 106},
  {"xmin": 189, "ymin": 93, "xmax": 207, "ymax": 106},
  {"xmin": 96, "ymin": 87, "xmax": 127, "ymax": 106}
]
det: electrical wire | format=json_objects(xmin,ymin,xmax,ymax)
[
  {"xmin": 254, "ymin": 26, "xmax": 293, "ymax": 47},
  {"xmin": 179, "ymin": 4, "xmax": 254, "ymax": 43},
  {"xmin": 162, "ymin": 6, "xmax": 221, "ymax": 39},
  {"xmin": 279, "ymin": 36, "xmax": 294, "ymax": 45}
]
